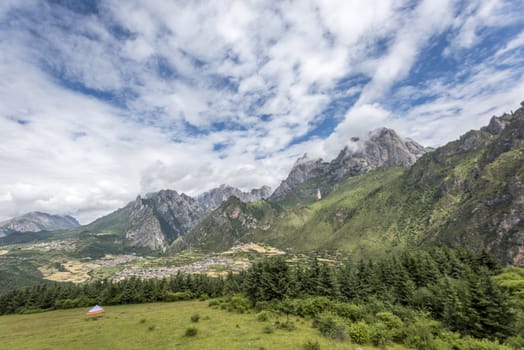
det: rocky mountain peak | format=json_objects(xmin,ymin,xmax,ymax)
[
  {"xmin": 270, "ymin": 127, "xmax": 427, "ymax": 202},
  {"xmin": 0, "ymin": 211, "xmax": 80, "ymax": 237},
  {"xmin": 124, "ymin": 189, "xmax": 205, "ymax": 251},
  {"xmin": 270, "ymin": 156, "xmax": 329, "ymax": 202},
  {"xmin": 483, "ymin": 113, "xmax": 514, "ymax": 135},
  {"xmin": 196, "ymin": 184, "xmax": 272, "ymax": 213}
]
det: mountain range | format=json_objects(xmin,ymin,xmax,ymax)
[
  {"xmin": 2, "ymin": 102, "xmax": 523, "ymax": 265},
  {"xmin": 0, "ymin": 212, "xmax": 79, "ymax": 237}
]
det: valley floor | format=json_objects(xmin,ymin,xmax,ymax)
[{"xmin": 0, "ymin": 300, "xmax": 406, "ymax": 350}]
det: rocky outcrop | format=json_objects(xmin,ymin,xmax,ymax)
[
  {"xmin": 124, "ymin": 190, "xmax": 205, "ymax": 251},
  {"xmin": 270, "ymin": 128, "xmax": 427, "ymax": 202},
  {"xmin": 124, "ymin": 196, "xmax": 166, "ymax": 251},
  {"xmin": 270, "ymin": 154, "xmax": 328, "ymax": 201},
  {"xmin": 196, "ymin": 184, "xmax": 272, "ymax": 213},
  {"xmin": 406, "ymin": 104, "xmax": 524, "ymax": 264},
  {"xmin": 329, "ymin": 127, "xmax": 424, "ymax": 181},
  {"xmin": 174, "ymin": 196, "xmax": 275, "ymax": 253},
  {"xmin": 0, "ymin": 212, "xmax": 79, "ymax": 236}
]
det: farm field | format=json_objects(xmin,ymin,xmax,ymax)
[{"xmin": 0, "ymin": 300, "xmax": 406, "ymax": 350}]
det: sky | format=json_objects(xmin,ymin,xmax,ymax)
[{"xmin": 0, "ymin": 0, "xmax": 523, "ymax": 224}]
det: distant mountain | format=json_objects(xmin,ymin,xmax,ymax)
[
  {"xmin": 269, "ymin": 127, "xmax": 429, "ymax": 202},
  {"xmin": 196, "ymin": 184, "xmax": 272, "ymax": 213},
  {"xmin": 124, "ymin": 190, "xmax": 205, "ymax": 251},
  {"xmin": 0, "ymin": 212, "xmax": 79, "ymax": 237},
  {"xmin": 70, "ymin": 185, "xmax": 274, "ymax": 252}
]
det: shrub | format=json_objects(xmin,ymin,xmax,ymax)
[
  {"xmin": 403, "ymin": 318, "xmax": 442, "ymax": 350},
  {"xmin": 148, "ymin": 325, "xmax": 155, "ymax": 331},
  {"xmin": 294, "ymin": 297, "xmax": 331, "ymax": 318},
  {"xmin": 505, "ymin": 336, "xmax": 524, "ymax": 349},
  {"xmin": 165, "ymin": 291, "xmax": 192, "ymax": 302},
  {"xmin": 229, "ymin": 295, "xmax": 251, "ymax": 313},
  {"xmin": 208, "ymin": 300, "xmax": 220, "ymax": 307},
  {"xmin": 276, "ymin": 321, "xmax": 296, "ymax": 331},
  {"xmin": 460, "ymin": 338, "xmax": 515, "ymax": 350},
  {"xmin": 256, "ymin": 311, "xmax": 272, "ymax": 322},
  {"xmin": 139, "ymin": 318, "xmax": 146, "ymax": 324},
  {"xmin": 262, "ymin": 324, "xmax": 274, "ymax": 334},
  {"xmin": 313, "ymin": 312, "xmax": 347, "ymax": 340},
  {"xmin": 332, "ymin": 302, "xmax": 364, "ymax": 322},
  {"xmin": 185, "ymin": 327, "xmax": 198, "ymax": 337},
  {"xmin": 190, "ymin": 313, "xmax": 200, "ymax": 323},
  {"xmin": 369, "ymin": 312, "xmax": 405, "ymax": 346},
  {"xmin": 210, "ymin": 295, "xmax": 251, "ymax": 314},
  {"xmin": 303, "ymin": 340, "xmax": 321, "ymax": 350},
  {"xmin": 348, "ymin": 321, "xmax": 371, "ymax": 344}
]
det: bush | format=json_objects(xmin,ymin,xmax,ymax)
[
  {"xmin": 313, "ymin": 312, "xmax": 347, "ymax": 340},
  {"xmin": 148, "ymin": 325, "xmax": 155, "ymax": 331},
  {"xmin": 262, "ymin": 324, "xmax": 274, "ymax": 334},
  {"xmin": 276, "ymin": 321, "xmax": 296, "ymax": 331},
  {"xmin": 293, "ymin": 297, "xmax": 332, "ymax": 318},
  {"xmin": 505, "ymin": 336, "xmax": 524, "ymax": 349},
  {"xmin": 303, "ymin": 340, "xmax": 321, "ymax": 350},
  {"xmin": 348, "ymin": 321, "xmax": 371, "ymax": 344},
  {"xmin": 460, "ymin": 337, "xmax": 515, "ymax": 350},
  {"xmin": 403, "ymin": 318, "xmax": 442, "ymax": 350},
  {"xmin": 185, "ymin": 327, "xmax": 198, "ymax": 337},
  {"xmin": 375, "ymin": 311, "xmax": 404, "ymax": 342},
  {"xmin": 210, "ymin": 295, "xmax": 251, "ymax": 314},
  {"xmin": 256, "ymin": 311, "xmax": 272, "ymax": 322},
  {"xmin": 190, "ymin": 313, "xmax": 200, "ymax": 323},
  {"xmin": 332, "ymin": 302, "xmax": 364, "ymax": 322},
  {"xmin": 165, "ymin": 291, "xmax": 192, "ymax": 302},
  {"xmin": 371, "ymin": 322, "xmax": 391, "ymax": 346},
  {"xmin": 208, "ymin": 300, "xmax": 220, "ymax": 307}
]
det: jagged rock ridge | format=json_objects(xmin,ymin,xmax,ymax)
[
  {"xmin": 123, "ymin": 185, "xmax": 272, "ymax": 250},
  {"xmin": 270, "ymin": 128, "xmax": 429, "ymax": 202},
  {"xmin": 124, "ymin": 190, "xmax": 205, "ymax": 251},
  {"xmin": 0, "ymin": 212, "xmax": 79, "ymax": 237},
  {"xmin": 196, "ymin": 184, "xmax": 272, "ymax": 213}
]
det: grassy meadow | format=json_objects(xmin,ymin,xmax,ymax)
[{"xmin": 0, "ymin": 300, "xmax": 406, "ymax": 350}]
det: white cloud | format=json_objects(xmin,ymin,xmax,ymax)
[{"xmin": 0, "ymin": 0, "xmax": 522, "ymax": 223}]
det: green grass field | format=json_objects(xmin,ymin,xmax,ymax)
[{"xmin": 0, "ymin": 300, "xmax": 406, "ymax": 350}]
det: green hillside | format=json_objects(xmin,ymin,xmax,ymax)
[{"xmin": 183, "ymin": 108, "xmax": 524, "ymax": 264}]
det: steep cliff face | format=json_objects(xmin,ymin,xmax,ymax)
[
  {"xmin": 0, "ymin": 212, "xmax": 79, "ymax": 236},
  {"xmin": 269, "ymin": 155, "xmax": 328, "ymax": 202},
  {"xmin": 124, "ymin": 190, "xmax": 205, "ymax": 251},
  {"xmin": 404, "ymin": 106, "xmax": 524, "ymax": 264},
  {"xmin": 124, "ymin": 196, "xmax": 166, "ymax": 251},
  {"xmin": 270, "ymin": 128, "xmax": 428, "ymax": 202},
  {"xmin": 196, "ymin": 185, "xmax": 272, "ymax": 213}
]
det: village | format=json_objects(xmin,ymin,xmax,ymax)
[{"xmin": 108, "ymin": 255, "xmax": 248, "ymax": 281}]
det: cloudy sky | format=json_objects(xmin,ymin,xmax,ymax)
[{"xmin": 1, "ymin": 0, "xmax": 523, "ymax": 223}]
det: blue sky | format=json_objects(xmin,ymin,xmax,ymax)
[{"xmin": 0, "ymin": 0, "xmax": 523, "ymax": 223}]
